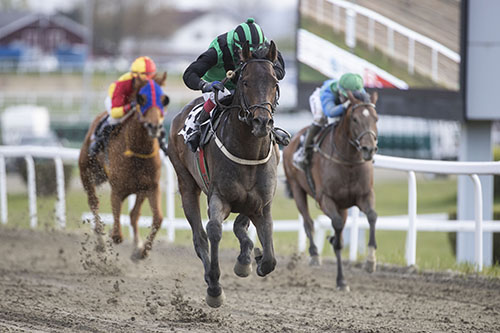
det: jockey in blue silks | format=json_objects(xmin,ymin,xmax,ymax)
[{"xmin": 293, "ymin": 73, "xmax": 366, "ymax": 171}]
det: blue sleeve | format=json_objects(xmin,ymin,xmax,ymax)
[{"xmin": 319, "ymin": 80, "xmax": 342, "ymax": 117}]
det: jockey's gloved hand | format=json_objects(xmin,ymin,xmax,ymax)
[{"xmin": 200, "ymin": 80, "xmax": 225, "ymax": 93}]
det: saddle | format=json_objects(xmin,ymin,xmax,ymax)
[{"xmin": 199, "ymin": 95, "xmax": 233, "ymax": 149}]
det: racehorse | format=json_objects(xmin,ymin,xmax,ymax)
[
  {"xmin": 79, "ymin": 74, "xmax": 169, "ymax": 260},
  {"xmin": 283, "ymin": 91, "xmax": 379, "ymax": 291},
  {"xmin": 167, "ymin": 41, "xmax": 280, "ymax": 307}
]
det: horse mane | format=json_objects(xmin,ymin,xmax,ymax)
[
  {"xmin": 352, "ymin": 91, "xmax": 371, "ymax": 103},
  {"xmin": 251, "ymin": 45, "xmax": 270, "ymax": 60}
]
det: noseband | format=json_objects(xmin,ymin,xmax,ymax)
[
  {"xmin": 348, "ymin": 103, "xmax": 378, "ymax": 151},
  {"xmin": 224, "ymin": 59, "xmax": 280, "ymax": 125}
]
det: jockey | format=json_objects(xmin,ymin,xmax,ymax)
[
  {"xmin": 182, "ymin": 18, "xmax": 288, "ymax": 152},
  {"xmin": 88, "ymin": 56, "xmax": 168, "ymax": 157},
  {"xmin": 293, "ymin": 73, "xmax": 366, "ymax": 171}
]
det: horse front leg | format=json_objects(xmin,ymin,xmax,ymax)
[
  {"xmin": 129, "ymin": 193, "xmax": 146, "ymax": 260},
  {"xmin": 251, "ymin": 204, "xmax": 276, "ymax": 277},
  {"xmin": 290, "ymin": 180, "xmax": 320, "ymax": 265},
  {"xmin": 320, "ymin": 195, "xmax": 349, "ymax": 291},
  {"xmin": 81, "ymin": 168, "xmax": 105, "ymax": 252},
  {"xmin": 140, "ymin": 186, "xmax": 163, "ymax": 259},
  {"xmin": 233, "ymin": 214, "xmax": 254, "ymax": 277},
  {"xmin": 205, "ymin": 194, "xmax": 230, "ymax": 308},
  {"xmin": 110, "ymin": 190, "xmax": 124, "ymax": 244},
  {"xmin": 357, "ymin": 192, "xmax": 378, "ymax": 273}
]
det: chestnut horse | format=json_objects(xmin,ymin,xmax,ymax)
[
  {"xmin": 167, "ymin": 42, "xmax": 280, "ymax": 307},
  {"xmin": 79, "ymin": 74, "xmax": 169, "ymax": 259},
  {"xmin": 283, "ymin": 91, "xmax": 379, "ymax": 291}
]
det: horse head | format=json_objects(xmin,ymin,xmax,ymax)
[
  {"xmin": 135, "ymin": 76, "xmax": 169, "ymax": 139},
  {"xmin": 236, "ymin": 40, "xmax": 279, "ymax": 138},
  {"xmin": 345, "ymin": 91, "xmax": 379, "ymax": 161}
]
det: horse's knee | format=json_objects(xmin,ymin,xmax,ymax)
[
  {"xmin": 206, "ymin": 221, "xmax": 222, "ymax": 243},
  {"xmin": 367, "ymin": 210, "xmax": 377, "ymax": 224},
  {"xmin": 331, "ymin": 215, "xmax": 344, "ymax": 232}
]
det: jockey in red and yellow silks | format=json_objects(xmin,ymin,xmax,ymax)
[
  {"xmin": 89, "ymin": 56, "xmax": 167, "ymax": 157},
  {"xmin": 106, "ymin": 56, "xmax": 157, "ymax": 122}
]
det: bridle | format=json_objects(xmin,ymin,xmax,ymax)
[
  {"xmin": 215, "ymin": 58, "xmax": 280, "ymax": 126},
  {"xmin": 315, "ymin": 101, "xmax": 378, "ymax": 165},
  {"xmin": 347, "ymin": 103, "xmax": 378, "ymax": 152}
]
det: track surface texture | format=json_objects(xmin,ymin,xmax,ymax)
[{"xmin": 0, "ymin": 226, "xmax": 499, "ymax": 332}]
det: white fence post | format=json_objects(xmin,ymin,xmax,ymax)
[
  {"xmin": 298, "ymin": 214, "xmax": 306, "ymax": 253},
  {"xmin": 0, "ymin": 155, "xmax": 7, "ymax": 224},
  {"xmin": 349, "ymin": 206, "xmax": 360, "ymax": 261},
  {"xmin": 25, "ymin": 156, "xmax": 37, "ymax": 229},
  {"xmin": 470, "ymin": 174, "xmax": 483, "ymax": 272},
  {"xmin": 406, "ymin": 171, "xmax": 417, "ymax": 266},
  {"xmin": 54, "ymin": 157, "xmax": 66, "ymax": 229},
  {"xmin": 166, "ymin": 158, "xmax": 176, "ymax": 242}
]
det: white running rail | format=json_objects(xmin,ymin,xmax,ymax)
[{"xmin": 1, "ymin": 145, "xmax": 500, "ymax": 272}]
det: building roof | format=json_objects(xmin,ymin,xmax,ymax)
[{"xmin": 0, "ymin": 11, "xmax": 88, "ymax": 41}]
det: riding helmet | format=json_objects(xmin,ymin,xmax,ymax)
[
  {"xmin": 130, "ymin": 56, "xmax": 157, "ymax": 79},
  {"xmin": 233, "ymin": 18, "xmax": 265, "ymax": 50}
]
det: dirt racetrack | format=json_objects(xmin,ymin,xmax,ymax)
[{"xmin": 0, "ymin": 226, "xmax": 499, "ymax": 332}]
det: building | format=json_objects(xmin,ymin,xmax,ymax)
[{"xmin": 0, "ymin": 11, "xmax": 88, "ymax": 70}]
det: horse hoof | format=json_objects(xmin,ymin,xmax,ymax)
[
  {"xmin": 111, "ymin": 234, "xmax": 123, "ymax": 244},
  {"xmin": 130, "ymin": 248, "xmax": 147, "ymax": 261},
  {"xmin": 365, "ymin": 260, "xmax": 376, "ymax": 273},
  {"xmin": 234, "ymin": 261, "xmax": 252, "ymax": 277},
  {"xmin": 337, "ymin": 284, "xmax": 350, "ymax": 292},
  {"xmin": 254, "ymin": 248, "xmax": 263, "ymax": 262},
  {"xmin": 206, "ymin": 290, "xmax": 225, "ymax": 308},
  {"xmin": 309, "ymin": 255, "xmax": 321, "ymax": 266}
]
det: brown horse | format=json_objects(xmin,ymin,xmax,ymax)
[
  {"xmin": 79, "ymin": 74, "xmax": 169, "ymax": 259},
  {"xmin": 283, "ymin": 91, "xmax": 379, "ymax": 291},
  {"xmin": 167, "ymin": 41, "xmax": 280, "ymax": 307}
]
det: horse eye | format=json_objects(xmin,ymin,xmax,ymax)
[
  {"xmin": 353, "ymin": 117, "xmax": 358, "ymax": 123},
  {"xmin": 242, "ymin": 80, "xmax": 248, "ymax": 87}
]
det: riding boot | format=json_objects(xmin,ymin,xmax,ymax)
[
  {"xmin": 293, "ymin": 123, "xmax": 322, "ymax": 171},
  {"xmin": 186, "ymin": 109, "xmax": 211, "ymax": 152},
  {"xmin": 272, "ymin": 127, "xmax": 291, "ymax": 146},
  {"xmin": 88, "ymin": 120, "xmax": 117, "ymax": 158},
  {"xmin": 158, "ymin": 127, "xmax": 168, "ymax": 156}
]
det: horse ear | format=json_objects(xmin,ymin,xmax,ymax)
[
  {"xmin": 347, "ymin": 90, "xmax": 356, "ymax": 104},
  {"xmin": 371, "ymin": 91, "xmax": 378, "ymax": 105},
  {"xmin": 154, "ymin": 72, "xmax": 167, "ymax": 86},
  {"xmin": 266, "ymin": 40, "xmax": 277, "ymax": 63},
  {"xmin": 240, "ymin": 41, "xmax": 251, "ymax": 61},
  {"xmin": 161, "ymin": 94, "xmax": 170, "ymax": 107},
  {"xmin": 137, "ymin": 94, "xmax": 146, "ymax": 106}
]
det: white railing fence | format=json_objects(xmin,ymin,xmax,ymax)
[
  {"xmin": 301, "ymin": 0, "xmax": 461, "ymax": 89},
  {"xmin": 1, "ymin": 145, "xmax": 500, "ymax": 272}
]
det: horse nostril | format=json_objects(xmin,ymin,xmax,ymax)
[{"xmin": 268, "ymin": 118, "xmax": 274, "ymax": 128}]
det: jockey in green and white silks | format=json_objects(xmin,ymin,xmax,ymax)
[
  {"xmin": 182, "ymin": 18, "xmax": 286, "ymax": 152},
  {"xmin": 293, "ymin": 73, "xmax": 366, "ymax": 171}
]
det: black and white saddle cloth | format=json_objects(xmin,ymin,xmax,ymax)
[{"xmin": 178, "ymin": 103, "xmax": 204, "ymax": 142}]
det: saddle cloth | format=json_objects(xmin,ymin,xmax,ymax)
[{"xmin": 178, "ymin": 103, "xmax": 204, "ymax": 142}]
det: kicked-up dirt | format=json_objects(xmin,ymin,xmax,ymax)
[{"xmin": 0, "ymin": 226, "xmax": 499, "ymax": 332}]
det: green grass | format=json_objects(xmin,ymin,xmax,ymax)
[{"xmin": 4, "ymin": 174, "xmax": 500, "ymax": 277}]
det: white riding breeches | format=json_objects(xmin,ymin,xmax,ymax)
[{"xmin": 309, "ymin": 88, "xmax": 326, "ymax": 126}]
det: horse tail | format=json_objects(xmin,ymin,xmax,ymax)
[{"xmin": 283, "ymin": 179, "xmax": 293, "ymax": 198}]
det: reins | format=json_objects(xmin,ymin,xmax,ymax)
[
  {"xmin": 314, "ymin": 102, "xmax": 377, "ymax": 165},
  {"xmin": 209, "ymin": 58, "xmax": 279, "ymax": 166},
  {"xmin": 122, "ymin": 106, "xmax": 159, "ymax": 159}
]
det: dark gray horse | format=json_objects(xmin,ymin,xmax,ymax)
[
  {"xmin": 283, "ymin": 91, "xmax": 379, "ymax": 291},
  {"xmin": 167, "ymin": 41, "xmax": 280, "ymax": 307}
]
